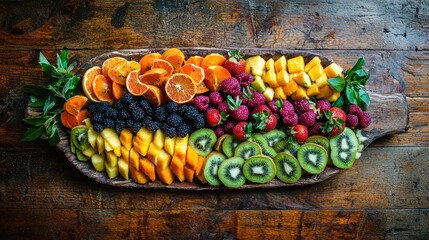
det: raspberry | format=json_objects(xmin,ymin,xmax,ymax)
[
  {"xmin": 308, "ymin": 121, "xmax": 324, "ymax": 136},
  {"xmin": 214, "ymin": 126, "xmax": 225, "ymax": 137},
  {"xmin": 235, "ymin": 72, "xmax": 253, "ymax": 87},
  {"xmin": 217, "ymin": 101, "xmax": 229, "ymax": 113},
  {"xmin": 209, "ymin": 91, "xmax": 223, "ymax": 105},
  {"xmin": 280, "ymin": 100, "xmax": 295, "ymax": 117},
  {"xmin": 358, "ymin": 111, "xmax": 371, "ymax": 128},
  {"xmin": 246, "ymin": 90, "xmax": 265, "ymax": 108},
  {"xmin": 346, "ymin": 114, "xmax": 359, "ymax": 128},
  {"xmin": 193, "ymin": 95, "xmax": 210, "ymax": 111},
  {"xmin": 298, "ymin": 110, "xmax": 317, "ymax": 127},
  {"xmin": 224, "ymin": 120, "xmax": 237, "ymax": 134},
  {"xmin": 348, "ymin": 104, "xmax": 363, "ymax": 116},
  {"xmin": 315, "ymin": 100, "xmax": 331, "ymax": 114},
  {"xmin": 282, "ymin": 113, "xmax": 298, "ymax": 126},
  {"xmin": 267, "ymin": 99, "xmax": 281, "ymax": 113},
  {"xmin": 219, "ymin": 77, "xmax": 241, "ymax": 96},
  {"xmin": 230, "ymin": 105, "xmax": 249, "ymax": 121},
  {"xmin": 293, "ymin": 99, "xmax": 312, "ymax": 114}
]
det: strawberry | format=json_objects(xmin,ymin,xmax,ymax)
[
  {"xmin": 251, "ymin": 104, "xmax": 271, "ymax": 115},
  {"xmin": 291, "ymin": 124, "xmax": 308, "ymax": 143},
  {"xmin": 252, "ymin": 111, "xmax": 277, "ymax": 132},
  {"xmin": 224, "ymin": 49, "xmax": 246, "ymax": 76},
  {"xmin": 227, "ymin": 95, "xmax": 249, "ymax": 121},
  {"xmin": 205, "ymin": 108, "xmax": 227, "ymax": 127},
  {"xmin": 232, "ymin": 121, "xmax": 253, "ymax": 139},
  {"xmin": 321, "ymin": 107, "xmax": 346, "ymax": 136},
  {"xmin": 264, "ymin": 114, "xmax": 277, "ymax": 132}
]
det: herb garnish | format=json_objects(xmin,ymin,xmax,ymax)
[
  {"xmin": 22, "ymin": 50, "xmax": 81, "ymax": 146},
  {"xmin": 328, "ymin": 58, "xmax": 370, "ymax": 110}
]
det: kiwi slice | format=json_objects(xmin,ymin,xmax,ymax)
[
  {"xmin": 76, "ymin": 150, "xmax": 90, "ymax": 161},
  {"xmin": 71, "ymin": 126, "xmax": 90, "ymax": 150},
  {"xmin": 274, "ymin": 152, "xmax": 302, "ymax": 183},
  {"xmin": 306, "ymin": 135, "xmax": 330, "ymax": 152},
  {"xmin": 218, "ymin": 157, "xmax": 246, "ymax": 188},
  {"xmin": 250, "ymin": 133, "xmax": 277, "ymax": 158},
  {"xmin": 330, "ymin": 127, "xmax": 359, "ymax": 169},
  {"xmin": 222, "ymin": 135, "xmax": 243, "ymax": 158},
  {"xmin": 297, "ymin": 143, "xmax": 328, "ymax": 174},
  {"xmin": 243, "ymin": 155, "xmax": 276, "ymax": 184},
  {"xmin": 214, "ymin": 134, "xmax": 230, "ymax": 152},
  {"xmin": 189, "ymin": 128, "xmax": 217, "ymax": 157},
  {"xmin": 234, "ymin": 141, "xmax": 262, "ymax": 160},
  {"xmin": 274, "ymin": 140, "xmax": 300, "ymax": 157},
  {"xmin": 263, "ymin": 129, "xmax": 287, "ymax": 147},
  {"xmin": 203, "ymin": 152, "xmax": 226, "ymax": 186}
]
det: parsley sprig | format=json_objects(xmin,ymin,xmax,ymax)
[
  {"xmin": 328, "ymin": 58, "xmax": 370, "ymax": 110},
  {"xmin": 22, "ymin": 50, "xmax": 81, "ymax": 146}
]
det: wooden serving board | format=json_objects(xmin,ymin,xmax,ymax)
[{"xmin": 56, "ymin": 48, "xmax": 409, "ymax": 190}]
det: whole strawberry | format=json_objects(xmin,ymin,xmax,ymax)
[
  {"xmin": 233, "ymin": 121, "xmax": 253, "ymax": 139},
  {"xmin": 251, "ymin": 104, "xmax": 271, "ymax": 116},
  {"xmin": 219, "ymin": 77, "xmax": 241, "ymax": 96},
  {"xmin": 321, "ymin": 107, "xmax": 347, "ymax": 136},
  {"xmin": 242, "ymin": 87, "xmax": 265, "ymax": 108},
  {"xmin": 224, "ymin": 49, "xmax": 246, "ymax": 77},
  {"xmin": 291, "ymin": 124, "xmax": 308, "ymax": 143},
  {"xmin": 227, "ymin": 95, "xmax": 249, "ymax": 121},
  {"xmin": 205, "ymin": 108, "xmax": 227, "ymax": 127},
  {"xmin": 252, "ymin": 111, "xmax": 277, "ymax": 132}
]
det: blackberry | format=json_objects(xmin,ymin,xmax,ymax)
[
  {"xmin": 161, "ymin": 123, "xmax": 177, "ymax": 138},
  {"xmin": 97, "ymin": 101, "xmax": 110, "ymax": 112},
  {"xmin": 115, "ymin": 119, "xmax": 126, "ymax": 133},
  {"xmin": 145, "ymin": 119, "xmax": 161, "ymax": 132},
  {"xmin": 166, "ymin": 102, "xmax": 179, "ymax": 114},
  {"xmin": 176, "ymin": 123, "xmax": 191, "ymax": 137},
  {"xmin": 91, "ymin": 112, "xmax": 104, "ymax": 123},
  {"xmin": 105, "ymin": 108, "xmax": 118, "ymax": 118},
  {"xmin": 87, "ymin": 103, "xmax": 97, "ymax": 113},
  {"xmin": 118, "ymin": 110, "xmax": 130, "ymax": 120},
  {"xmin": 166, "ymin": 114, "xmax": 183, "ymax": 127},
  {"xmin": 154, "ymin": 106, "xmax": 167, "ymax": 122},
  {"xmin": 184, "ymin": 106, "xmax": 199, "ymax": 120},
  {"xmin": 178, "ymin": 104, "xmax": 189, "ymax": 115},
  {"xmin": 126, "ymin": 119, "xmax": 135, "ymax": 128},
  {"xmin": 93, "ymin": 123, "xmax": 104, "ymax": 133},
  {"xmin": 194, "ymin": 113, "xmax": 207, "ymax": 129},
  {"xmin": 131, "ymin": 107, "xmax": 145, "ymax": 121},
  {"xmin": 138, "ymin": 98, "xmax": 152, "ymax": 110},
  {"xmin": 130, "ymin": 121, "xmax": 142, "ymax": 133},
  {"xmin": 112, "ymin": 100, "xmax": 124, "ymax": 110},
  {"xmin": 122, "ymin": 93, "xmax": 134, "ymax": 105},
  {"xmin": 103, "ymin": 118, "xmax": 115, "ymax": 129},
  {"xmin": 127, "ymin": 102, "xmax": 138, "ymax": 113}
]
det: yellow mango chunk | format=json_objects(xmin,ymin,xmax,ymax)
[
  {"xmin": 274, "ymin": 56, "xmax": 287, "ymax": 72},
  {"xmin": 291, "ymin": 86, "xmax": 308, "ymax": 100},
  {"xmin": 265, "ymin": 58, "xmax": 275, "ymax": 71},
  {"xmin": 306, "ymin": 84, "xmax": 320, "ymax": 97},
  {"xmin": 274, "ymin": 87, "xmax": 287, "ymax": 99},
  {"xmin": 276, "ymin": 69, "xmax": 289, "ymax": 86},
  {"xmin": 283, "ymin": 78, "xmax": 299, "ymax": 96},
  {"xmin": 308, "ymin": 64, "xmax": 324, "ymax": 82},
  {"xmin": 291, "ymin": 72, "xmax": 311, "ymax": 88},
  {"xmin": 287, "ymin": 56, "xmax": 304, "ymax": 74},
  {"xmin": 324, "ymin": 63, "xmax": 343, "ymax": 78},
  {"xmin": 315, "ymin": 73, "xmax": 328, "ymax": 88},
  {"xmin": 316, "ymin": 85, "xmax": 334, "ymax": 99},
  {"xmin": 304, "ymin": 56, "xmax": 321, "ymax": 72},
  {"xmin": 263, "ymin": 68, "xmax": 279, "ymax": 88}
]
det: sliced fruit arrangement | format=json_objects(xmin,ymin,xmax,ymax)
[{"xmin": 24, "ymin": 48, "xmax": 373, "ymax": 188}]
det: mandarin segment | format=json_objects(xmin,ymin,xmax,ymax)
[
  {"xmin": 139, "ymin": 52, "xmax": 162, "ymax": 73},
  {"xmin": 185, "ymin": 56, "xmax": 204, "ymax": 66},
  {"xmin": 63, "ymin": 95, "xmax": 89, "ymax": 116},
  {"xmin": 101, "ymin": 57, "xmax": 128, "ymax": 77},
  {"xmin": 112, "ymin": 81, "xmax": 127, "ymax": 100},
  {"xmin": 161, "ymin": 48, "xmax": 185, "ymax": 60},
  {"xmin": 164, "ymin": 53, "xmax": 185, "ymax": 73},
  {"xmin": 180, "ymin": 63, "xmax": 205, "ymax": 84},
  {"xmin": 82, "ymin": 66, "xmax": 102, "ymax": 102},
  {"xmin": 144, "ymin": 85, "xmax": 165, "ymax": 107},
  {"xmin": 92, "ymin": 74, "xmax": 114, "ymax": 103},
  {"xmin": 108, "ymin": 61, "xmax": 131, "ymax": 85},
  {"xmin": 152, "ymin": 59, "xmax": 174, "ymax": 77},
  {"xmin": 139, "ymin": 68, "xmax": 168, "ymax": 86},
  {"xmin": 126, "ymin": 70, "xmax": 149, "ymax": 96}
]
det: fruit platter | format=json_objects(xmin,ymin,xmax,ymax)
[{"xmin": 23, "ymin": 48, "xmax": 408, "ymax": 189}]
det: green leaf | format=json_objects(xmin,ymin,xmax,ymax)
[
  {"xmin": 23, "ymin": 116, "xmax": 49, "ymax": 126},
  {"xmin": 43, "ymin": 95, "xmax": 56, "ymax": 114},
  {"xmin": 359, "ymin": 88, "xmax": 370, "ymax": 106},
  {"xmin": 345, "ymin": 84, "xmax": 357, "ymax": 105},
  {"xmin": 350, "ymin": 58, "xmax": 365, "ymax": 72},
  {"xmin": 22, "ymin": 125, "xmax": 45, "ymax": 141},
  {"xmin": 328, "ymin": 77, "xmax": 346, "ymax": 92},
  {"xmin": 39, "ymin": 51, "xmax": 51, "ymax": 65},
  {"xmin": 29, "ymin": 97, "xmax": 46, "ymax": 107},
  {"xmin": 60, "ymin": 50, "xmax": 69, "ymax": 66},
  {"xmin": 48, "ymin": 128, "xmax": 60, "ymax": 146},
  {"xmin": 40, "ymin": 62, "xmax": 62, "ymax": 78}
]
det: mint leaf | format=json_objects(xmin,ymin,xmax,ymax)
[
  {"xmin": 22, "ymin": 125, "xmax": 45, "ymax": 141},
  {"xmin": 328, "ymin": 77, "xmax": 346, "ymax": 92}
]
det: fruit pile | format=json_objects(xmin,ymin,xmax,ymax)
[{"xmin": 64, "ymin": 48, "xmax": 372, "ymax": 188}]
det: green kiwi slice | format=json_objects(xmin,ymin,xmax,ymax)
[
  {"xmin": 274, "ymin": 152, "xmax": 302, "ymax": 183},
  {"xmin": 243, "ymin": 155, "xmax": 276, "ymax": 184},
  {"xmin": 234, "ymin": 141, "xmax": 262, "ymax": 160},
  {"xmin": 263, "ymin": 129, "xmax": 287, "ymax": 147},
  {"xmin": 274, "ymin": 140, "xmax": 300, "ymax": 157},
  {"xmin": 203, "ymin": 152, "xmax": 226, "ymax": 186},
  {"xmin": 329, "ymin": 127, "xmax": 359, "ymax": 169},
  {"xmin": 214, "ymin": 134, "xmax": 230, "ymax": 152},
  {"xmin": 297, "ymin": 143, "xmax": 328, "ymax": 174},
  {"xmin": 221, "ymin": 135, "xmax": 243, "ymax": 158},
  {"xmin": 250, "ymin": 133, "xmax": 277, "ymax": 158},
  {"xmin": 306, "ymin": 135, "xmax": 330, "ymax": 152},
  {"xmin": 218, "ymin": 157, "xmax": 246, "ymax": 188},
  {"xmin": 71, "ymin": 126, "xmax": 90, "ymax": 151},
  {"xmin": 189, "ymin": 128, "xmax": 217, "ymax": 157}
]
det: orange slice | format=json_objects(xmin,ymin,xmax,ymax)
[
  {"xmin": 144, "ymin": 85, "xmax": 164, "ymax": 107},
  {"xmin": 204, "ymin": 65, "xmax": 231, "ymax": 91},
  {"xmin": 164, "ymin": 53, "xmax": 185, "ymax": 73},
  {"xmin": 139, "ymin": 52, "xmax": 162, "ymax": 73},
  {"xmin": 126, "ymin": 70, "xmax": 149, "ymax": 96},
  {"xmin": 161, "ymin": 48, "xmax": 185, "ymax": 60},
  {"xmin": 92, "ymin": 74, "xmax": 114, "ymax": 103},
  {"xmin": 112, "ymin": 81, "xmax": 127, "ymax": 100},
  {"xmin": 129, "ymin": 60, "xmax": 141, "ymax": 72},
  {"xmin": 101, "ymin": 57, "xmax": 128, "ymax": 77},
  {"xmin": 63, "ymin": 95, "xmax": 89, "ymax": 116},
  {"xmin": 139, "ymin": 68, "xmax": 168, "ymax": 86},
  {"xmin": 108, "ymin": 61, "xmax": 131, "ymax": 85},
  {"xmin": 180, "ymin": 63, "xmax": 205, "ymax": 84},
  {"xmin": 185, "ymin": 56, "xmax": 204, "ymax": 66},
  {"xmin": 152, "ymin": 59, "xmax": 174, "ymax": 77},
  {"xmin": 164, "ymin": 73, "xmax": 196, "ymax": 104},
  {"xmin": 82, "ymin": 66, "xmax": 102, "ymax": 102},
  {"xmin": 195, "ymin": 81, "xmax": 210, "ymax": 95},
  {"xmin": 200, "ymin": 53, "xmax": 227, "ymax": 69}
]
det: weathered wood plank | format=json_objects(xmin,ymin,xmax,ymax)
[{"xmin": 0, "ymin": 0, "xmax": 427, "ymax": 50}]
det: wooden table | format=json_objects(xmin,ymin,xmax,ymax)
[{"xmin": 1, "ymin": 1, "xmax": 428, "ymax": 239}]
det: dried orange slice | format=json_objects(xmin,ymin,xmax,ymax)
[
  {"xmin": 92, "ymin": 74, "xmax": 114, "ymax": 103},
  {"xmin": 126, "ymin": 70, "xmax": 149, "ymax": 96},
  {"xmin": 164, "ymin": 73, "xmax": 196, "ymax": 104},
  {"xmin": 195, "ymin": 81, "xmax": 210, "ymax": 94},
  {"xmin": 161, "ymin": 48, "xmax": 185, "ymax": 60},
  {"xmin": 112, "ymin": 81, "xmax": 127, "ymax": 100},
  {"xmin": 165, "ymin": 53, "xmax": 185, "ymax": 73},
  {"xmin": 152, "ymin": 59, "xmax": 174, "ymax": 77},
  {"xmin": 185, "ymin": 56, "xmax": 204, "ymax": 66},
  {"xmin": 102, "ymin": 57, "xmax": 128, "ymax": 77},
  {"xmin": 139, "ymin": 68, "xmax": 168, "ymax": 86},
  {"xmin": 144, "ymin": 85, "xmax": 164, "ymax": 107},
  {"xmin": 139, "ymin": 52, "xmax": 162, "ymax": 73},
  {"xmin": 204, "ymin": 65, "xmax": 231, "ymax": 91},
  {"xmin": 82, "ymin": 66, "xmax": 102, "ymax": 102},
  {"xmin": 180, "ymin": 63, "xmax": 205, "ymax": 84},
  {"xmin": 108, "ymin": 61, "xmax": 132, "ymax": 85},
  {"xmin": 200, "ymin": 53, "xmax": 227, "ymax": 69}
]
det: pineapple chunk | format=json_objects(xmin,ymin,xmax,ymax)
[
  {"xmin": 105, "ymin": 162, "xmax": 119, "ymax": 179},
  {"xmin": 118, "ymin": 157, "xmax": 130, "ymax": 180},
  {"xmin": 274, "ymin": 87, "xmax": 286, "ymax": 99},
  {"xmin": 274, "ymin": 56, "xmax": 287, "ymax": 72},
  {"xmin": 152, "ymin": 130, "xmax": 165, "ymax": 149},
  {"xmin": 324, "ymin": 63, "xmax": 343, "ymax": 78},
  {"xmin": 265, "ymin": 58, "xmax": 275, "ymax": 71},
  {"xmin": 276, "ymin": 69, "xmax": 289, "ymax": 86},
  {"xmin": 304, "ymin": 56, "xmax": 321, "ymax": 72},
  {"xmin": 306, "ymin": 84, "xmax": 320, "ymax": 97},
  {"xmin": 174, "ymin": 135, "xmax": 189, "ymax": 164},
  {"xmin": 325, "ymin": 89, "xmax": 341, "ymax": 102},
  {"xmin": 287, "ymin": 56, "xmax": 304, "ymax": 74},
  {"xmin": 246, "ymin": 55, "xmax": 266, "ymax": 76},
  {"xmin": 263, "ymin": 87, "xmax": 275, "ymax": 102},
  {"xmin": 307, "ymin": 64, "xmax": 324, "ymax": 81},
  {"xmin": 315, "ymin": 73, "xmax": 328, "ymax": 88},
  {"xmin": 251, "ymin": 75, "xmax": 266, "ymax": 93},
  {"xmin": 316, "ymin": 85, "xmax": 334, "ymax": 99},
  {"xmin": 96, "ymin": 135, "xmax": 105, "ymax": 154},
  {"xmin": 120, "ymin": 128, "xmax": 133, "ymax": 151},
  {"xmin": 263, "ymin": 68, "xmax": 279, "ymax": 88},
  {"xmin": 133, "ymin": 128, "xmax": 153, "ymax": 156},
  {"xmin": 100, "ymin": 128, "xmax": 121, "ymax": 157},
  {"xmin": 291, "ymin": 86, "xmax": 308, "ymax": 100},
  {"xmin": 164, "ymin": 136, "xmax": 176, "ymax": 156},
  {"xmin": 291, "ymin": 72, "xmax": 312, "ymax": 88},
  {"xmin": 91, "ymin": 153, "xmax": 105, "ymax": 172},
  {"xmin": 88, "ymin": 128, "xmax": 98, "ymax": 149}
]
